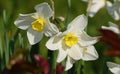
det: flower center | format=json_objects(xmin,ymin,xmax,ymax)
[
  {"xmin": 63, "ymin": 32, "xmax": 78, "ymax": 47},
  {"xmin": 31, "ymin": 18, "xmax": 45, "ymax": 32}
]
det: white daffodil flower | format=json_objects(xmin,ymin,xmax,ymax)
[
  {"xmin": 102, "ymin": 22, "xmax": 120, "ymax": 34},
  {"xmin": 107, "ymin": 62, "xmax": 120, "ymax": 74},
  {"xmin": 14, "ymin": 2, "xmax": 59, "ymax": 45},
  {"xmin": 106, "ymin": 0, "xmax": 120, "ymax": 20},
  {"xmin": 83, "ymin": 0, "xmax": 120, "ymax": 20},
  {"xmin": 46, "ymin": 14, "xmax": 98, "ymax": 70},
  {"xmin": 82, "ymin": 0, "xmax": 106, "ymax": 17}
]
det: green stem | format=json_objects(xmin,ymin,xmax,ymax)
[
  {"xmin": 9, "ymin": 29, "xmax": 20, "ymax": 56},
  {"xmin": 76, "ymin": 61, "xmax": 81, "ymax": 74},
  {"xmin": 39, "ymin": 37, "xmax": 48, "ymax": 59},
  {"xmin": 3, "ymin": 10, "xmax": 9, "ymax": 66},
  {"xmin": 48, "ymin": 50, "xmax": 57, "ymax": 73},
  {"xmin": 51, "ymin": 51, "xmax": 58, "ymax": 70},
  {"xmin": 80, "ymin": 60, "xmax": 85, "ymax": 74},
  {"xmin": 64, "ymin": 0, "xmax": 71, "ymax": 29}
]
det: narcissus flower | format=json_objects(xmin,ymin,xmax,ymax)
[
  {"xmin": 82, "ymin": 0, "xmax": 106, "ymax": 17},
  {"xmin": 107, "ymin": 62, "xmax": 120, "ymax": 74},
  {"xmin": 14, "ymin": 2, "xmax": 59, "ymax": 45},
  {"xmin": 46, "ymin": 14, "xmax": 98, "ymax": 70},
  {"xmin": 106, "ymin": 0, "xmax": 120, "ymax": 20},
  {"xmin": 83, "ymin": 0, "xmax": 120, "ymax": 20}
]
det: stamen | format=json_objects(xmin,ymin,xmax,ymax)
[
  {"xmin": 31, "ymin": 18, "xmax": 45, "ymax": 32},
  {"xmin": 63, "ymin": 32, "xmax": 78, "ymax": 47}
]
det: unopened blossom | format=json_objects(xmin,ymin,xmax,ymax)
[
  {"xmin": 14, "ymin": 2, "xmax": 59, "ymax": 45},
  {"xmin": 46, "ymin": 14, "xmax": 98, "ymax": 70},
  {"xmin": 106, "ymin": 0, "xmax": 120, "ymax": 20},
  {"xmin": 107, "ymin": 62, "xmax": 120, "ymax": 74}
]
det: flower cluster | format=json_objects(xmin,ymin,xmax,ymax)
[
  {"xmin": 82, "ymin": 0, "xmax": 120, "ymax": 73},
  {"xmin": 14, "ymin": 2, "xmax": 99, "ymax": 70},
  {"xmin": 82, "ymin": 0, "xmax": 120, "ymax": 20}
]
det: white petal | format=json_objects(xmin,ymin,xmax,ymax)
[
  {"xmin": 88, "ymin": 0, "xmax": 105, "ymax": 17},
  {"xmin": 67, "ymin": 14, "xmax": 87, "ymax": 32},
  {"xmin": 44, "ymin": 19, "xmax": 59, "ymax": 37},
  {"xmin": 106, "ymin": 1, "xmax": 120, "ymax": 20},
  {"xmin": 46, "ymin": 32, "xmax": 62, "ymax": 50},
  {"xmin": 107, "ymin": 62, "xmax": 120, "ymax": 74},
  {"xmin": 109, "ymin": 22, "xmax": 119, "ymax": 29},
  {"xmin": 82, "ymin": 46, "xmax": 98, "ymax": 61},
  {"xmin": 14, "ymin": 14, "xmax": 34, "ymax": 30},
  {"xmin": 78, "ymin": 31, "xmax": 98, "ymax": 46},
  {"xmin": 102, "ymin": 22, "xmax": 120, "ymax": 34},
  {"xmin": 65, "ymin": 56, "xmax": 74, "ymax": 71},
  {"xmin": 106, "ymin": 1, "xmax": 115, "ymax": 19},
  {"xmin": 82, "ymin": 0, "xmax": 88, "ymax": 2},
  {"xmin": 27, "ymin": 28, "xmax": 43, "ymax": 45},
  {"xmin": 57, "ymin": 48, "xmax": 67, "ymax": 63},
  {"xmin": 106, "ymin": 1, "xmax": 112, "ymax": 7},
  {"xmin": 113, "ymin": 10, "xmax": 120, "ymax": 20},
  {"xmin": 68, "ymin": 44, "xmax": 82, "ymax": 60},
  {"xmin": 34, "ymin": 2, "xmax": 53, "ymax": 18}
]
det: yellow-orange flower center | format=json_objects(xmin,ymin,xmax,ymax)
[
  {"xmin": 31, "ymin": 18, "xmax": 45, "ymax": 32},
  {"xmin": 63, "ymin": 32, "xmax": 78, "ymax": 47}
]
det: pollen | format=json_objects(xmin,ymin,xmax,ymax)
[
  {"xmin": 84, "ymin": 48, "xmax": 88, "ymax": 53},
  {"xmin": 31, "ymin": 18, "xmax": 45, "ymax": 32},
  {"xmin": 63, "ymin": 32, "xmax": 78, "ymax": 47}
]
